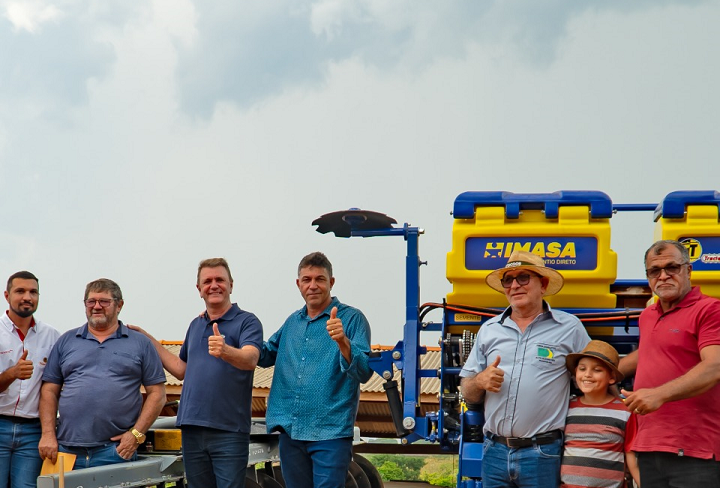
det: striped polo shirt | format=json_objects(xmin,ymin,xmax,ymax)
[{"xmin": 561, "ymin": 396, "xmax": 631, "ymax": 488}]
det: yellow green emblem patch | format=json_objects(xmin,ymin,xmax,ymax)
[{"xmin": 537, "ymin": 347, "xmax": 554, "ymax": 358}]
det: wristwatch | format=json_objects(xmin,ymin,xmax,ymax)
[{"xmin": 130, "ymin": 428, "xmax": 146, "ymax": 445}]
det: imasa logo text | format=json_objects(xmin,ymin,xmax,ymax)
[
  {"xmin": 483, "ymin": 241, "xmax": 577, "ymax": 259},
  {"xmin": 465, "ymin": 237, "xmax": 598, "ymax": 271}
]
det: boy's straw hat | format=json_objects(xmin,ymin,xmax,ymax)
[
  {"xmin": 566, "ymin": 340, "xmax": 624, "ymax": 382},
  {"xmin": 485, "ymin": 250, "xmax": 564, "ymax": 296}
]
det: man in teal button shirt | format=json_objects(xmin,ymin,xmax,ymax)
[{"xmin": 258, "ymin": 252, "xmax": 372, "ymax": 488}]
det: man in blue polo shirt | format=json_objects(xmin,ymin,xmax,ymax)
[
  {"xmin": 131, "ymin": 258, "xmax": 263, "ymax": 488},
  {"xmin": 38, "ymin": 278, "xmax": 166, "ymax": 469},
  {"xmin": 258, "ymin": 252, "xmax": 373, "ymax": 488}
]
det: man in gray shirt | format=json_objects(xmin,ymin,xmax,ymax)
[
  {"xmin": 39, "ymin": 279, "xmax": 166, "ymax": 469},
  {"xmin": 460, "ymin": 251, "xmax": 590, "ymax": 488}
]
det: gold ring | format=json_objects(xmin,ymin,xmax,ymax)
[{"xmin": 635, "ymin": 409, "xmax": 641, "ymax": 414}]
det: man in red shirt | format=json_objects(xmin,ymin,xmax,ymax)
[{"xmin": 620, "ymin": 240, "xmax": 720, "ymax": 487}]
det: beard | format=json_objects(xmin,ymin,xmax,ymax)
[
  {"xmin": 11, "ymin": 304, "xmax": 36, "ymax": 319},
  {"xmin": 88, "ymin": 314, "xmax": 111, "ymax": 329}
]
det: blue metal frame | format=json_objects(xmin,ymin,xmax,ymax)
[{"xmin": 343, "ymin": 224, "xmax": 433, "ymax": 443}]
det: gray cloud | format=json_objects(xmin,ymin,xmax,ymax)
[
  {"xmin": 172, "ymin": 0, "xmax": 709, "ymax": 117},
  {"xmin": 0, "ymin": 1, "xmax": 136, "ymax": 118},
  {"xmin": 1, "ymin": 0, "xmax": 707, "ymax": 120},
  {"xmin": 173, "ymin": 1, "xmax": 493, "ymax": 117}
]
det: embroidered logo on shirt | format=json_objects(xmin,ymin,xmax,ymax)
[
  {"xmin": 535, "ymin": 343, "xmax": 558, "ymax": 364},
  {"xmin": 537, "ymin": 347, "xmax": 554, "ymax": 359}
]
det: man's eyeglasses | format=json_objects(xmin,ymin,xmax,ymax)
[
  {"xmin": 84, "ymin": 298, "xmax": 115, "ymax": 308},
  {"xmin": 645, "ymin": 263, "xmax": 688, "ymax": 279},
  {"xmin": 500, "ymin": 273, "xmax": 537, "ymax": 288}
]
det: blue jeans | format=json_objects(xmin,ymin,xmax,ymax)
[
  {"xmin": 59, "ymin": 442, "xmax": 137, "ymax": 469},
  {"xmin": 0, "ymin": 418, "xmax": 43, "ymax": 488},
  {"xmin": 637, "ymin": 451, "xmax": 720, "ymax": 488},
  {"xmin": 181, "ymin": 426, "xmax": 249, "ymax": 488},
  {"xmin": 481, "ymin": 436, "xmax": 562, "ymax": 488},
  {"xmin": 278, "ymin": 433, "xmax": 353, "ymax": 488}
]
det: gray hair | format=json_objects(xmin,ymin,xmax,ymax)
[
  {"xmin": 298, "ymin": 252, "xmax": 333, "ymax": 277},
  {"xmin": 84, "ymin": 278, "xmax": 123, "ymax": 301},
  {"xmin": 644, "ymin": 240, "xmax": 690, "ymax": 265}
]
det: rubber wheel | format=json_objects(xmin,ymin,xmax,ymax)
[
  {"xmin": 344, "ymin": 470, "xmax": 359, "ymax": 488},
  {"xmin": 348, "ymin": 460, "xmax": 372, "ymax": 488},
  {"xmin": 353, "ymin": 454, "xmax": 384, "ymax": 488},
  {"xmin": 272, "ymin": 464, "xmax": 286, "ymax": 487},
  {"xmin": 244, "ymin": 479, "xmax": 262, "ymax": 488},
  {"xmin": 257, "ymin": 471, "xmax": 284, "ymax": 488}
]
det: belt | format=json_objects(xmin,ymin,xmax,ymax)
[
  {"xmin": 488, "ymin": 429, "xmax": 562, "ymax": 448},
  {"xmin": 0, "ymin": 414, "xmax": 40, "ymax": 424}
]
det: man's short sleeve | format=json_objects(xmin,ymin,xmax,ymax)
[
  {"xmin": 179, "ymin": 322, "xmax": 194, "ymax": 363},
  {"xmin": 236, "ymin": 312, "xmax": 263, "ymax": 351},
  {"xmin": 41, "ymin": 333, "xmax": 66, "ymax": 384},
  {"xmin": 460, "ymin": 339, "xmax": 487, "ymax": 378},
  {"xmin": 697, "ymin": 298, "xmax": 720, "ymax": 350},
  {"xmin": 141, "ymin": 337, "xmax": 168, "ymax": 385},
  {"xmin": 571, "ymin": 316, "xmax": 591, "ymax": 352}
]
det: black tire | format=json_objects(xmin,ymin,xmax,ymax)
[
  {"xmin": 244, "ymin": 478, "xmax": 262, "ymax": 488},
  {"xmin": 257, "ymin": 470, "xmax": 284, "ymax": 488},
  {"xmin": 344, "ymin": 470, "xmax": 359, "ymax": 488},
  {"xmin": 349, "ymin": 460, "xmax": 372, "ymax": 488},
  {"xmin": 272, "ymin": 464, "xmax": 286, "ymax": 487},
  {"xmin": 353, "ymin": 454, "xmax": 384, "ymax": 488}
]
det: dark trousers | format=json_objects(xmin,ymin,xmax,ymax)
[
  {"xmin": 637, "ymin": 451, "xmax": 720, "ymax": 488},
  {"xmin": 181, "ymin": 426, "xmax": 249, "ymax": 488},
  {"xmin": 278, "ymin": 433, "xmax": 353, "ymax": 488}
]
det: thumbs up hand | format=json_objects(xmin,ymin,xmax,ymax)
[
  {"xmin": 477, "ymin": 355, "xmax": 504, "ymax": 393},
  {"xmin": 12, "ymin": 350, "xmax": 34, "ymax": 380},
  {"xmin": 208, "ymin": 323, "xmax": 225, "ymax": 358},
  {"xmin": 326, "ymin": 307, "xmax": 345, "ymax": 344}
]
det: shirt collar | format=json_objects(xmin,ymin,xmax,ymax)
[
  {"xmin": 1, "ymin": 311, "xmax": 37, "ymax": 333},
  {"xmin": 499, "ymin": 300, "xmax": 552, "ymax": 325},
  {"xmin": 0, "ymin": 313, "xmax": 15, "ymax": 332},
  {"xmin": 77, "ymin": 320, "xmax": 129, "ymax": 339},
  {"xmin": 299, "ymin": 296, "xmax": 339, "ymax": 320},
  {"xmin": 650, "ymin": 286, "xmax": 701, "ymax": 314},
  {"xmin": 202, "ymin": 303, "xmax": 241, "ymax": 323}
]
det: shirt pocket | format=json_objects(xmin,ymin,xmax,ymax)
[
  {"xmin": 32, "ymin": 346, "xmax": 54, "ymax": 367},
  {"xmin": 108, "ymin": 351, "xmax": 142, "ymax": 376},
  {"xmin": 531, "ymin": 342, "xmax": 562, "ymax": 371},
  {"xmin": 32, "ymin": 346, "xmax": 55, "ymax": 377}
]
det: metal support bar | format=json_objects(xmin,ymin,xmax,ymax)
[
  {"xmin": 36, "ymin": 455, "xmax": 185, "ymax": 488},
  {"xmin": 36, "ymin": 438, "xmax": 280, "ymax": 488},
  {"xmin": 349, "ymin": 223, "xmax": 427, "ymax": 443}
]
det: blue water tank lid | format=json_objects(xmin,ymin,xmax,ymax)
[
  {"xmin": 453, "ymin": 191, "xmax": 613, "ymax": 220},
  {"xmin": 654, "ymin": 191, "xmax": 720, "ymax": 220}
]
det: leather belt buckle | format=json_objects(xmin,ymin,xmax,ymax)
[
  {"xmin": 490, "ymin": 430, "xmax": 560, "ymax": 448},
  {"xmin": 505, "ymin": 437, "xmax": 529, "ymax": 448}
]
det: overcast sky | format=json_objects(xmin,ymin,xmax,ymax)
[{"xmin": 1, "ymin": 0, "xmax": 718, "ymax": 346}]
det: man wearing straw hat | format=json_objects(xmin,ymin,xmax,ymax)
[{"xmin": 460, "ymin": 250, "xmax": 590, "ymax": 488}]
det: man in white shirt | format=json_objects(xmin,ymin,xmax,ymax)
[{"xmin": 0, "ymin": 271, "xmax": 60, "ymax": 488}]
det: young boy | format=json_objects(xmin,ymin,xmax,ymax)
[{"xmin": 560, "ymin": 340, "xmax": 640, "ymax": 488}]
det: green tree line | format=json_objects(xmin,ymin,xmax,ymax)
[{"xmin": 366, "ymin": 454, "xmax": 457, "ymax": 487}]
